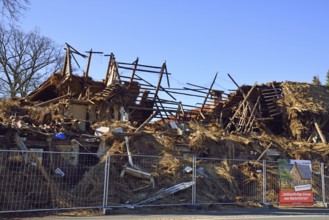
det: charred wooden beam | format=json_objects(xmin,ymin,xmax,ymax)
[
  {"xmin": 130, "ymin": 57, "xmax": 139, "ymax": 85},
  {"xmin": 58, "ymin": 44, "xmax": 74, "ymax": 95},
  {"xmin": 154, "ymin": 102, "xmax": 165, "ymax": 123},
  {"xmin": 157, "ymin": 99, "xmax": 199, "ymax": 109},
  {"xmin": 225, "ymin": 83, "xmax": 257, "ymax": 132},
  {"xmin": 80, "ymin": 49, "xmax": 103, "ymax": 98},
  {"xmin": 117, "ymin": 62, "xmax": 162, "ymax": 69},
  {"xmin": 260, "ymin": 87, "xmax": 281, "ymax": 92},
  {"xmin": 84, "ymin": 49, "xmax": 103, "ymax": 80},
  {"xmin": 160, "ymin": 90, "xmax": 206, "ymax": 98},
  {"xmin": 198, "ymin": 72, "xmax": 218, "ymax": 119},
  {"xmin": 135, "ymin": 111, "xmax": 159, "ymax": 132},
  {"xmin": 118, "ymin": 66, "xmax": 172, "ymax": 75},
  {"xmin": 164, "ymin": 62, "xmax": 170, "ymax": 88},
  {"xmin": 65, "ymin": 43, "xmax": 88, "ymax": 58},
  {"xmin": 263, "ymin": 94, "xmax": 281, "ymax": 99},
  {"xmin": 228, "ymin": 74, "xmax": 273, "ymax": 134},
  {"xmin": 262, "ymin": 91, "xmax": 281, "ymax": 95},
  {"xmin": 156, "ymin": 95, "xmax": 169, "ymax": 119},
  {"xmin": 35, "ymin": 94, "xmax": 71, "ymax": 107},
  {"xmin": 152, "ymin": 62, "xmax": 165, "ymax": 103},
  {"xmin": 269, "ymin": 112, "xmax": 282, "ymax": 117},
  {"xmin": 244, "ymin": 96, "xmax": 260, "ymax": 133},
  {"xmin": 129, "ymin": 106, "xmax": 199, "ymax": 114},
  {"xmin": 186, "ymin": 82, "xmax": 208, "ymax": 90},
  {"xmin": 182, "ymin": 87, "xmax": 209, "ymax": 95},
  {"xmin": 134, "ymin": 74, "xmax": 176, "ymax": 101}
]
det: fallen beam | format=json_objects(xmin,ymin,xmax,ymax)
[
  {"xmin": 127, "ymin": 181, "xmax": 195, "ymax": 208},
  {"xmin": 315, "ymin": 122, "xmax": 327, "ymax": 144},
  {"xmin": 35, "ymin": 94, "xmax": 71, "ymax": 107}
]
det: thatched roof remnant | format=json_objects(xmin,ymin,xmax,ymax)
[{"xmin": 279, "ymin": 81, "xmax": 329, "ymax": 114}]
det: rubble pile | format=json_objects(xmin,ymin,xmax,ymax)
[{"xmin": 1, "ymin": 44, "xmax": 329, "ymax": 209}]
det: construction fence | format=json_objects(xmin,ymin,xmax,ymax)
[{"xmin": 0, "ymin": 150, "xmax": 327, "ymax": 213}]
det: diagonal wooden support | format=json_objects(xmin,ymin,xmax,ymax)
[
  {"xmin": 228, "ymin": 73, "xmax": 272, "ymax": 134},
  {"xmin": 225, "ymin": 83, "xmax": 257, "ymax": 132},
  {"xmin": 104, "ymin": 53, "xmax": 121, "ymax": 86},
  {"xmin": 153, "ymin": 62, "xmax": 166, "ymax": 103},
  {"xmin": 243, "ymin": 95, "xmax": 261, "ymax": 133},
  {"xmin": 129, "ymin": 57, "xmax": 139, "ymax": 85},
  {"xmin": 198, "ymin": 72, "xmax": 218, "ymax": 120}
]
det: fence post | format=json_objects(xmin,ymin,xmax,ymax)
[
  {"xmin": 103, "ymin": 153, "xmax": 110, "ymax": 213},
  {"xmin": 192, "ymin": 156, "xmax": 196, "ymax": 205},
  {"xmin": 262, "ymin": 160, "xmax": 267, "ymax": 204},
  {"xmin": 321, "ymin": 162, "xmax": 326, "ymax": 207}
]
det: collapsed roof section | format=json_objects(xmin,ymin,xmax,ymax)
[
  {"xmin": 25, "ymin": 43, "xmax": 226, "ymax": 128},
  {"xmin": 221, "ymin": 81, "xmax": 283, "ymax": 134},
  {"xmin": 22, "ymin": 43, "xmax": 329, "ymax": 144}
]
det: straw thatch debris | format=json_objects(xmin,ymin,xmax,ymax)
[{"xmin": 1, "ymin": 45, "xmax": 329, "ymax": 209}]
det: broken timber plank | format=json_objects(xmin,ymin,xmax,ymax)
[
  {"xmin": 198, "ymin": 72, "xmax": 218, "ymax": 120},
  {"xmin": 153, "ymin": 63, "xmax": 165, "ymax": 103},
  {"xmin": 243, "ymin": 96, "xmax": 260, "ymax": 133},
  {"xmin": 256, "ymin": 142, "xmax": 273, "ymax": 161},
  {"xmin": 35, "ymin": 94, "xmax": 70, "ymax": 107},
  {"xmin": 315, "ymin": 122, "xmax": 327, "ymax": 144},
  {"xmin": 118, "ymin": 66, "xmax": 169, "ymax": 74},
  {"xmin": 129, "ymin": 57, "xmax": 139, "ymax": 85},
  {"xmin": 135, "ymin": 111, "xmax": 159, "ymax": 132}
]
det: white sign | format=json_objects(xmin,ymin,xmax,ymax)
[{"xmin": 295, "ymin": 184, "xmax": 312, "ymax": 191}]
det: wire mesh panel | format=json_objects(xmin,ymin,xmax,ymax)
[
  {"xmin": 312, "ymin": 162, "xmax": 323, "ymax": 203},
  {"xmin": 107, "ymin": 154, "xmax": 194, "ymax": 208},
  {"xmin": 195, "ymin": 158, "xmax": 263, "ymax": 204},
  {"xmin": 1, "ymin": 149, "xmax": 327, "ymax": 212},
  {"xmin": 0, "ymin": 150, "xmax": 105, "ymax": 212},
  {"xmin": 265, "ymin": 161, "xmax": 279, "ymax": 205},
  {"xmin": 324, "ymin": 164, "xmax": 329, "ymax": 204}
]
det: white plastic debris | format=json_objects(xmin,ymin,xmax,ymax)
[
  {"xmin": 169, "ymin": 121, "xmax": 178, "ymax": 129},
  {"xmin": 55, "ymin": 168, "xmax": 65, "ymax": 177},
  {"xmin": 184, "ymin": 166, "xmax": 193, "ymax": 173},
  {"xmin": 94, "ymin": 126, "xmax": 110, "ymax": 136}
]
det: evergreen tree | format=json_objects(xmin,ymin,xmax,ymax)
[{"xmin": 326, "ymin": 70, "xmax": 329, "ymax": 87}]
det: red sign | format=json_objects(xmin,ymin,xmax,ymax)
[{"xmin": 279, "ymin": 190, "xmax": 313, "ymax": 206}]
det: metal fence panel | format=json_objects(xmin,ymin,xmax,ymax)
[
  {"xmin": 312, "ymin": 162, "xmax": 323, "ymax": 203},
  {"xmin": 195, "ymin": 158, "xmax": 263, "ymax": 204},
  {"xmin": 0, "ymin": 149, "xmax": 328, "ymax": 212},
  {"xmin": 265, "ymin": 161, "xmax": 279, "ymax": 205},
  {"xmin": 106, "ymin": 154, "xmax": 194, "ymax": 208},
  {"xmin": 323, "ymin": 163, "xmax": 329, "ymax": 205},
  {"xmin": 0, "ymin": 150, "xmax": 104, "ymax": 212}
]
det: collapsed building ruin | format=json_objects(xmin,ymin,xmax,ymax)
[{"xmin": 1, "ymin": 43, "xmax": 329, "ymax": 210}]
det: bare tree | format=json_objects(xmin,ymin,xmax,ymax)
[
  {"xmin": 0, "ymin": 0, "xmax": 29, "ymax": 21},
  {"xmin": 0, "ymin": 25, "xmax": 63, "ymax": 98}
]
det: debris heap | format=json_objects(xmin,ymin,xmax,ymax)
[{"xmin": 1, "ymin": 44, "xmax": 329, "ymax": 210}]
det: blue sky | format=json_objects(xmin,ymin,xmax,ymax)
[{"xmin": 19, "ymin": 0, "xmax": 329, "ymax": 92}]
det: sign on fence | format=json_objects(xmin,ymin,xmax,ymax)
[{"xmin": 278, "ymin": 159, "xmax": 313, "ymax": 207}]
